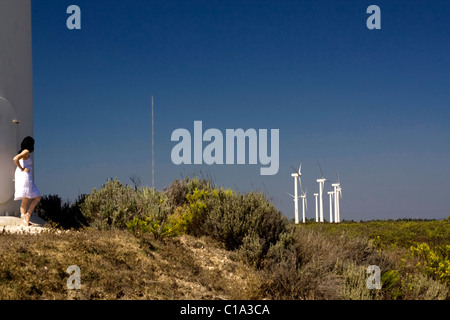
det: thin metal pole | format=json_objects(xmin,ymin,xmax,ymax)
[{"xmin": 152, "ymin": 95, "xmax": 154, "ymax": 189}]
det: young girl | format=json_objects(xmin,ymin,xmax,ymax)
[{"xmin": 13, "ymin": 136, "xmax": 42, "ymax": 226}]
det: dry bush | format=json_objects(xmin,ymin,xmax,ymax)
[
  {"xmin": 402, "ymin": 273, "xmax": 448, "ymax": 300},
  {"xmin": 199, "ymin": 191, "xmax": 289, "ymax": 253},
  {"xmin": 165, "ymin": 177, "xmax": 291, "ymax": 263},
  {"xmin": 259, "ymin": 226, "xmax": 393, "ymax": 299},
  {"xmin": 165, "ymin": 177, "xmax": 213, "ymax": 210},
  {"xmin": 81, "ymin": 178, "xmax": 169, "ymax": 230},
  {"xmin": 258, "ymin": 224, "xmax": 450, "ymax": 300}
]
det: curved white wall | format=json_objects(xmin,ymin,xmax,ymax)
[
  {"xmin": 0, "ymin": 0, "xmax": 33, "ymax": 216},
  {"xmin": 0, "ymin": 98, "xmax": 18, "ymax": 204}
]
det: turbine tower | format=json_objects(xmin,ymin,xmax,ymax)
[
  {"xmin": 290, "ymin": 163, "xmax": 302, "ymax": 224},
  {"xmin": 300, "ymin": 190, "xmax": 307, "ymax": 224},
  {"xmin": 328, "ymin": 191, "xmax": 334, "ymax": 223},
  {"xmin": 331, "ymin": 182, "xmax": 339, "ymax": 223},
  {"xmin": 336, "ymin": 185, "xmax": 342, "ymax": 222},
  {"xmin": 0, "ymin": 0, "xmax": 33, "ymax": 217},
  {"xmin": 332, "ymin": 172, "xmax": 342, "ymax": 223},
  {"xmin": 317, "ymin": 161, "xmax": 327, "ymax": 223},
  {"xmin": 314, "ymin": 193, "xmax": 319, "ymax": 222}
]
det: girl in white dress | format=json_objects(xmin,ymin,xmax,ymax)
[{"xmin": 13, "ymin": 136, "xmax": 42, "ymax": 226}]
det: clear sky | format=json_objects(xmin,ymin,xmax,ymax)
[{"xmin": 31, "ymin": 0, "xmax": 450, "ymax": 221}]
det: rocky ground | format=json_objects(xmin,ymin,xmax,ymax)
[
  {"xmin": 1, "ymin": 224, "xmax": 49, "ymax": 234},
  {"xmin": 0, "ymin": 215, "xmax": 49, "ymax": 234}
]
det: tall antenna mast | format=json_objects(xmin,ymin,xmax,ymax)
[{"xmin": 152, "ymin": 95, "xmax": 155, "ymax": 189}]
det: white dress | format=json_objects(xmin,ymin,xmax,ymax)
[{"xmin": 14, "ymin": 157, "xmax": 41, "ymax": 200}]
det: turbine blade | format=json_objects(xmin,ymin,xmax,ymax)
[
  {"xmin": 287, "ymin": 192, "xmax": 295, "ymax": 199},
  {"xmin": 299, "ymin": 162, "xmax": 303, "ymax": 174},
  {"xmin": 298, "ymin": 176, "xmax": 303, "ymax": 194},
  {"xmin": 318, "ymin": 160, "xmax": 324, "ymax": 178}
]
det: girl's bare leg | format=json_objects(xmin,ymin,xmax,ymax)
[
  {"xmin": 25, "ymin": 196, "xmax": 42, "ymax": 225},
  {"xmin": 20, "ymin": 198, "xmax": 30, "ymax": 226}
]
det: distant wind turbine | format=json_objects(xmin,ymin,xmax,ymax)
[
  {"xmin": 332, "ymin": 171, "xmax": 342, "ymax": 223},
  {"xmin": 328, "ymin": 191, "xmax": 334, "ymax": 223},
  {"xmin": 290, "ymin": 163, "xmax": 303, "ymax": 224},
  {"xmin": 336, "ymin": 185, "xmax": 342, "ymax": 222},
  {"xmin": 316, "ymin": 161, "xmax": 327, "ymax": 223},
  {"xmin": 314, "ymin": 193, "xmax": 319, "ymax": 222},
  {"xmin": 300, "ymin": 189, "xmax": 307, "ymax": 224}
]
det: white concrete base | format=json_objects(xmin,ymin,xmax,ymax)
[{"xmin": 0, "ymin": 214, "xmax": 47, "ymax": 227}]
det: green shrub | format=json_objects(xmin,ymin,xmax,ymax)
[
  {"xmin": 193, "ymin": 189, "xmax": 289, "ymax": 254},
  {"xmin": 127, "ymin": 205, "xmax": 191, "ymax": 238},
  {"xmin": 236, "ymin": 232, "xmax": 265, "ymax": 267},
  {"xmin": 381, "ymin": 270, "xmax": 403, "ymax": 299},
  {"xmin": 165, "ymin": 178, "xmax": 291, "ymax": 269},
  {"xmin": 410, "ymin": 242, "xmax": 450, "ymax": 285},
  {"xmin": 81, "ymin": 178, "xmax": 169, "ymax": 230},
  {"xmin": 165, "ymin": 177, "xmax": 213, "ymax": 210}
]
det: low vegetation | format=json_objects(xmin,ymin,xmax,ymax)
[
  {"xmin": 303, "ymin": 219, "xmax": 450, "ymax": 296},
  {"xmin": 1, "ymin": 177, "xmax": 448, "ymax": 300}
]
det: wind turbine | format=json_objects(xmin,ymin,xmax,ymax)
[
  {"xmin": 331, "ymin": 171, "xmax": 342, "ymax": 223},
  {"xmin": 290, "ymin": 163, "xmax": 302, "ymax": 224},
  {"xmin": 327, "ymin": 191, "xmax": 334, "ymax": 223},
  {"xmin": 336, "ymin": 185, "xmax": 342, "ymax": 222},
  {"xmin": 316, "ymin": 161, "xmax": 327, "ymax": 223},
  {"xmin": 314, "ymin": 193, "xmax": 319, "ymax": 222},
  {"xmin": 287, "ymin": 192, "xmax": 298, "ymax": 224},
  {"xmin": 300, "ymin": 189, "xmax": 307, "ymax": 223}
]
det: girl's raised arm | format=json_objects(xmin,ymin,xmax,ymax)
[{"xmin": 13, "ymin": 150, "xmax": 30, "ymax": 172}]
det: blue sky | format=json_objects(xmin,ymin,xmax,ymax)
[{"xmin": 31, "ymin": 0, "xmax": 450, "ymax": 221}]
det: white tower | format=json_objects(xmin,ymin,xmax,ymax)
[
  {"xmin": 0, "ymin": 0, "xmax": 33, "ymax": 217},
  {"xmin": 316, "ymin": 161, "xmax": 328, "ymax": 223},
  {"xmin": 290, "ymin": 163, "xmax": 302, "ymax": 224},
  {"xmin": 336, "ymin": 186, "xmax": 342, "ymax": 223},
  {"xmin": 333, "ymin": 171, "xmax": 343, "ymax": 223},
  {"xmin": 331, "ymin": 182, "xmax": 340, "ymax": 223},
  {"xmin": 314, "ymin": 193, "xmax": 319, "ymax": 222},
  {"xmin": 328, "ymin": 191, "xmax": 334, "ymax": 223},
  {"xmin": 291, "ymin": 172, "xmax": 299, "ymax": 224},
  {"xmin": 317, "ymin": 178, "xmax": 326, "ymax": 223},
  {"xmin": 300, "ymin": 193, "xmax": 307, "ymax": 223}
]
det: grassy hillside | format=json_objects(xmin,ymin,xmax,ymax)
[
  {"xmin": 0, "ymin": 229, "xmax": 262, "ymax": 299},
  {"xmin": 1, "ymin": 177, "xmax": 448, "ymax": 300}
]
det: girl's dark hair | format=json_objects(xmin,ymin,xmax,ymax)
[{"xmin": 18, "ymin": 136, "xmax": 35, "ymax": 154}]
